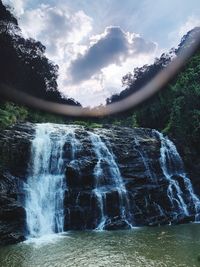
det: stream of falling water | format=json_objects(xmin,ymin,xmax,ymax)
[
  {"xmin": 24, "ymin": 123, "xmax": 200, "ymax": 240},
  {"xmin": 155, "ymin": 131, "xmax": 200, "ymax": 220},
  {"xmin": 89, "ymin": 132, "xmax": 134, "ymax": 230},
  {"xmin": 24, "ymin": 124, "xmax": 78, "ymax": 238}
]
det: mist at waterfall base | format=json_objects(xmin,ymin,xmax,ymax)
[{"xmin": 22, "ymin": 123, "xmax": 200, "ymax": 243}]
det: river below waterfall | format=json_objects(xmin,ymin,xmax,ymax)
[{"xmin": 1, "ymin": 224, "xmax": 200, "ymax": 267}]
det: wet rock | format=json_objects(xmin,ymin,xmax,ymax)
[
  {"xmin": 0, "ymin": 173, "xmax": 27, "ymax": 245},
  {"xmin": 0, "ymin": 123, "xmax": 198, "ymax": 245},
  {"xmin": 0, "ymin": 123, "xmax": 35, "ymax": 245},
  {"xmin": 66, "ymin": 158, "xmax": 97, "ymax": 190}
]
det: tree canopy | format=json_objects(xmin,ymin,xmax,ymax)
[
  {"xmin": 106, "ymin": 27, "xmax": 200, "ymax": 157},
  {"xmin": 0, "ymin": 0, "xmax": 80, "ymax": 106}
]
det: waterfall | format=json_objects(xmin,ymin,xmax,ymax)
[
  {"xmin": 89, "ymin": 132, "xmax": 133, "ymax": 230},
  {"xmin": 134, "ymin": 136, "xmax": 156, "ymax": 180},
  {"xmin": 24, "ymin": 124, "xmax": 75, "ymax": 238},
  {"xmin": 23, "ymin": 123, "xmax": 200, "ymax": 236},
  {"xmin": 155, "ymin": 131, "xmax": 200, "ymax": 220}
]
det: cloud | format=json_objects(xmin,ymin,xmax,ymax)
[
  {"xmin": 2, "ymin": 1, "xmax": 158, "ymax": 106},
  {"xmin": 178, "ymin": 16, "xmax": 200, "ymax": 38},
  {"xmin": 20, "ymin": 4, "xmax": 92, "ymax": 59},
  {"xmin": 3, "ymin": 0, "xmax": 27, "ymax": 16},
  {"xmin": 68, "ymin": 26, "xmax": 156, "ymax": 84},
  {"xmin": 64, "ymin": 52, "xmax": 156, "ymax": 107},
  {"xmin": 16, "ymin": 2, "xmax": 95, "ymax": 105},
  {"xmin": 169, "ymin": 16, "xmax": 200, "ymax": 47}
]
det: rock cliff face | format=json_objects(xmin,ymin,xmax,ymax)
[
  {"xmin": 64, "ymin": 126, "xmax": 199, "ymax": 230},
  {"xmin": 0, "ymin": 123, "xmax": 199, "ymax": 245},
  {"xmin": 0, "ymin": 123, "xmax": 34, "ymax": 245}
]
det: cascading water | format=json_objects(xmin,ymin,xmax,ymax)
[
  {"xmin": 155, "ymin": 131, "xmax": 200, "ymax": 220},
  {"xmin": 23, "ymin": 123, "xmax": 200, "ymax": 237},
  {"xmin": 89, "ymin": 132, "xmax": 133, "ymax": 230},
  {"xmin": 134, "ymin": 136, "xmax": 156, "ymax": 180},
  {"xmin": 24, "ymin": 124, "xmax": 77, "ymax": 238}
]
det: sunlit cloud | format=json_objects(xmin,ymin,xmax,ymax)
[
  {"xmin": 68, "ymin": 26, "xmax": 156, "ymax": 84},
  {"xmin": 14, "ymin": 2, "xmax": 157, "ymax": 106},
  {"xmin": 20, "ymin": 3, "xmax": 93, "ymax": 59},
  {"xmin": 169, "ymin": 15, "xmax": 200, "ymax": 47},
  {"xmin": 4, "ymin": 0, "xmax": 27, "ymax": 15},
  {"xmin": 178, "ymin": 16, "xmax": 200, "ymax": 38}
]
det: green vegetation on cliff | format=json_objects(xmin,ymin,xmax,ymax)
[
  {"xmin": 106, "ymin": 28, "xmax": 200, "ymax": 156},
  {"xmin": 110, "ymin": 49, "xmax": 200, "ymax": 156},
  {"xmin": 139, "ymin": 50, "xmax": 200, "ymax": 143},
  {"xmin": 0, "ymin": 102, "xmax": 66, "ymax": 128}
]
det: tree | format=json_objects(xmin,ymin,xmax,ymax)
[{"xmin": 0, "ymin": 0, "xmax": 81, "ymax": 106}]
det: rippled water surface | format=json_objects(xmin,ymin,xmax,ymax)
[{"xmin": 1, "ymin": 224, "xmax": 200, "ymax": 267}]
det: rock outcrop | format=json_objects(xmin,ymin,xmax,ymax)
[
  {"xmin": 0, "ymin": 123, "xmax": 199, "ymax": 245},
  {"xmin": 0, "ymin": 123, "xmax": 34, "ymax": 245},
  {"xmin": 64, "ymin": 127, "xmax": 198, "ymax": 230}
]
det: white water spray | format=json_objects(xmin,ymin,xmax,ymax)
[
  {"xmin": 25, "ymin": 124, "xmax": 77, "ymax": 238},
  {"xmin": 89, "ymin": 132, "xmax": 133, "ymax": 230},
  {"xmin": 156, "ymin": 131, "xmax": 200, "ymax": 219}
]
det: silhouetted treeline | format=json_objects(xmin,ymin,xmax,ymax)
[{"xmin": 0, "ymin": 1, "xmax": 80, "ymax": 106}]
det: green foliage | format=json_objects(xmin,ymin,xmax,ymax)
[
  {"xmin": 111, "ymin": 114, "xmax": 138, "ymax": 128},
  {"xmin": 112, "ymin": 120, "xmax": 122, "ymax": 126},
  {"xmin": 89, "ymin": 123, "xmax": 103, "ymax": 129},
  {"xmin": 72, "ymin": 121, "xmax": 102, "ymax": 128},
  {"xmin": 27, "ymin": 110, "xmax": 65, "ymax": 124},
  {"xmin": 106, "ymin": 28, "xmax": 200, "ymax": 157},
  {"xmin": 0, "ymin": 101, "xmax": 66, "ymax": 128},
  {"xmin": 106, "ymin": 49, "xmax": 200, "ymax": 157},
  {"xmin": 0, "ymin": 102, "xmax": 28, "ymax": 128},
  {"xmin": 72, "ymin": 121, "xmax": 89, "ymax": 127},
  {"xmin": 133, "ymin": 50, "xmax": 200, "ymax": 154}
]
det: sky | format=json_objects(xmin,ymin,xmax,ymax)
[{"xmin": 3, "ymin": 0, "xmax": 200, "ymax": 106}]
